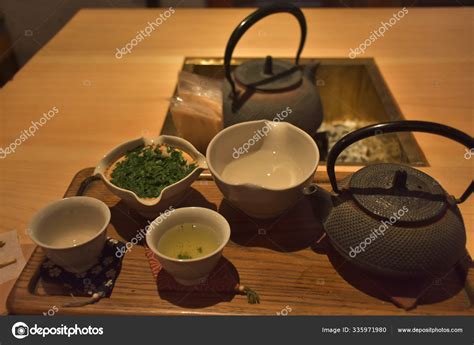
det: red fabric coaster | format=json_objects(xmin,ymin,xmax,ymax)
[
  {"xmin": 144, "ymin": 245, "xmax": 239, "ymax": 292},
  {"xmin": 332, "ymin": 250, "xmax": 472, "ymax": 311}
]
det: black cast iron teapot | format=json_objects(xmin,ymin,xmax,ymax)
[
  {"xmin": 223, "ymin": 3, "xmax": 323, "ymax": 136},
  {"xmin": 312, "ymin": 120, "xmax": 473, "ymax": 278}
]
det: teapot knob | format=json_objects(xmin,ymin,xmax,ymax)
[
  {"xmin": 263, "ymin": 55, "xmax": 273, "ymax": 75},
  {"xmin": 391, "ymin": 170, "xmax": 408, "ymax": 190}
]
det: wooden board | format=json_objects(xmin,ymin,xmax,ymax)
[{"xmin": 7, "ymin": 168, "xmax": 474, "ymax": 315}]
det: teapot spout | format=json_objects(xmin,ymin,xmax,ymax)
[{"xmin": 304, "ymin": 61, "xmax": 320, "ymax": 85}]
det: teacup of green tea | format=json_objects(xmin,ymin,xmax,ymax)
[
  {"xmin": 146, "ymin": 207, "xmax": 230, "ymax": 286},
  {"xmin": 28, "ymin": 196, "xmax": 110, "ymax": 273}
]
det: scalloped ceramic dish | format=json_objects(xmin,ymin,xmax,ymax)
[{"xmin": 94, "ymin": 135, "xmax": 207, "ymax": 218}]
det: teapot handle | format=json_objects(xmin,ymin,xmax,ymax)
[
  {"xmin": 224, "ymin": 2, "xmax": 307, "ymax": 95},
  {"xmin": 326, "ymin": 120, "xmax": 474, "ymax": 204}
]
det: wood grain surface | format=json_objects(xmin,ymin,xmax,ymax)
[{"xmin": 0, "ymin": 7, "xmax": 472, "ymax": 314}]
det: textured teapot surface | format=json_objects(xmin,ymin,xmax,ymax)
[
  {"xmin": 324, "ymin": 163, "xmax": 467, "ymax": 278},
  {"xmin": 323, "ymin": 120, "xmax": 473, "ymax": 279}
]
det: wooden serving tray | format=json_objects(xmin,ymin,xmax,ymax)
[{"xmin": 7, "ymin": 168, "xmax": 474, "ymax": 315}]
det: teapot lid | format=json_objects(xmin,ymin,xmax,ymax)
[
  {"xmin": 234, "ymin": 56, "xmax": 302, "ymax": 91},
  {"xmin": 349, "ymin": 163, "xmax": 448, "ymax": 223}
]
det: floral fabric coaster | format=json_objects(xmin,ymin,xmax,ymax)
[{"xmin": 39, "ymin": 238, "xmax": 125, "ymax": 299}]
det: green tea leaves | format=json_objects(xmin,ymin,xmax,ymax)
[{"xmin": 110, "ymin": 145, "xmax": 196, "ymax": 198}]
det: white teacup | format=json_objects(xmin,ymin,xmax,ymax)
[
  {"xmin": 146, "ymin": 207, "xmax": 230, "ymax": 286},
  {"xmin": 28, "ymin": 196, "xmax": 110, "ymax": 273}
]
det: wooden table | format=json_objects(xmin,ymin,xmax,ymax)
[{"xmin": 0, "ymin": 7, "xmax": 472, "ymax": 315}]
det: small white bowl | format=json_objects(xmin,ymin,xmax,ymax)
[
  {"xmin": 27, "ymin": 196, "xmax": 110, "ymax": 273},
  {"xmin": 94, "ymin": 135, "xmax": 207, "ymax": 218},
  {"xmin": 145, "ymin": 207, "xmax": 230, "ymax": 286}
]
